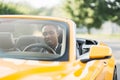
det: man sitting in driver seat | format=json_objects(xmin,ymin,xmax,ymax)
[{"xmin": 42, "ymin": 24, "xmax": 61, "ymax": 55}]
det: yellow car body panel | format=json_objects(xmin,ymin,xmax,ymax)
[{"xmin": 0, "ymin": 15, "xmax": 116, "ymax": 80}]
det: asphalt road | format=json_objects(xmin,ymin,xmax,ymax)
[{"xmin": 104, "ymin": 40, "xmax": 120, "ymax": 80}]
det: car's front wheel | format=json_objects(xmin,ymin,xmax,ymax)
[{"xmin": 113, "ymin": 66, "xmax": 118, "ymax": 80}]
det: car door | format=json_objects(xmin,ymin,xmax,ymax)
[{"xmin": 76, "ymin": 39, "xmax": 108, "ymax": 80}]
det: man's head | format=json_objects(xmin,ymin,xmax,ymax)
[{"xmin": 42, "ymin": 24, "xmax": 59, "ymax": 49}]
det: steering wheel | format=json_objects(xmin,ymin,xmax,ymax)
[{"xmin": 23, "ymin": 43, "xmax": 56, "ymax": 54}]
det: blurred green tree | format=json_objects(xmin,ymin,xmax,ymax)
[
  {"xmin": 0, "ymin": 1, "xmax": 38, "ymax": 15},
  {"xmin": 0, "ymin": 1, "xmax": 56, "ymax": 17},
  {"xmin": 0, "ymin": 1, "xmax": 23, "ymax": 14},
  {"xmin": 63, "ymin": 0, "xmax": 120, "ymax": 34}
]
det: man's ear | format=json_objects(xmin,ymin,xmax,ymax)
[{"xmin": 57, "ymin": 29, "xmax": 63, "ymax": 44}]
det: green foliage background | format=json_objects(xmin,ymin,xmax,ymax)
[
  {"xmin": 0, "ymin": 0, "xmax": 120, "ymax": 34},
  {"xmin": 63, "ymin": 0, "xmax": 120, "ymax": 33}
]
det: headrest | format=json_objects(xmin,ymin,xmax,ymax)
[{"xmin": 0, "ymin": 32, "xmax": 15, "ymax": 50}]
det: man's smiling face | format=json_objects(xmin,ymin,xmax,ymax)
[{"xmin": 42, "ymin": 25, "xmax": 58, "ymax": 49}]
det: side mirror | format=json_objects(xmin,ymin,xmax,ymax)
[{"xmin": 80, "ymin": 45, "xmax": 112, "ymax": 62}]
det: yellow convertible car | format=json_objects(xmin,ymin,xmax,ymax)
[{"xmin": 0, "ymin": 15, "xmax": 117, "ymax": 80}]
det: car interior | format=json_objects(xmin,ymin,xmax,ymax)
[{"xmin": 0, "ymin": 19, "xmax": 65, "ymax": 57}]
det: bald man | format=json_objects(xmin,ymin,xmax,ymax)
[{"xmin": 42, "ymin": 24, "xmax": 61, "ymax": 54}]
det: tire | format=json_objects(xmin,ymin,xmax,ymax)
[{"xmin": 113, "ymin": 66, "xmax": 118, "ymax": 80}]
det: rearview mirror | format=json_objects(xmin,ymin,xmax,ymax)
[{"xmin": 80, "ymin": 45, "xmax": 112, "ymax": 62}]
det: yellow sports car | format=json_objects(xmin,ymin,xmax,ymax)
[{"xmin": 0, "ymin": 15, "xmax": 117, "ymax": 80}]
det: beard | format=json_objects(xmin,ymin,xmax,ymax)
[
  {"xmin": 45, "ymin": 39, "xmax": 58, "ymax": 49},
  {"xmin": 45, "ymin": 39, "xmax": 54, "ymax": 48}
]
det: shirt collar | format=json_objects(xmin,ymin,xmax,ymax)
[{"xmin": 54, "ymin": 43, "xmax": 59, "ymax": 50}]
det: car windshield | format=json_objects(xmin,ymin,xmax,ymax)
[{"xmin": 0, "ymin": 18, "xmax": 68, "ymax": 61}]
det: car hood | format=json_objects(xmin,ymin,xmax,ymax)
[{"xmin": 0, "ymin": 58, "xmax": 82, "ymax": 80}]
